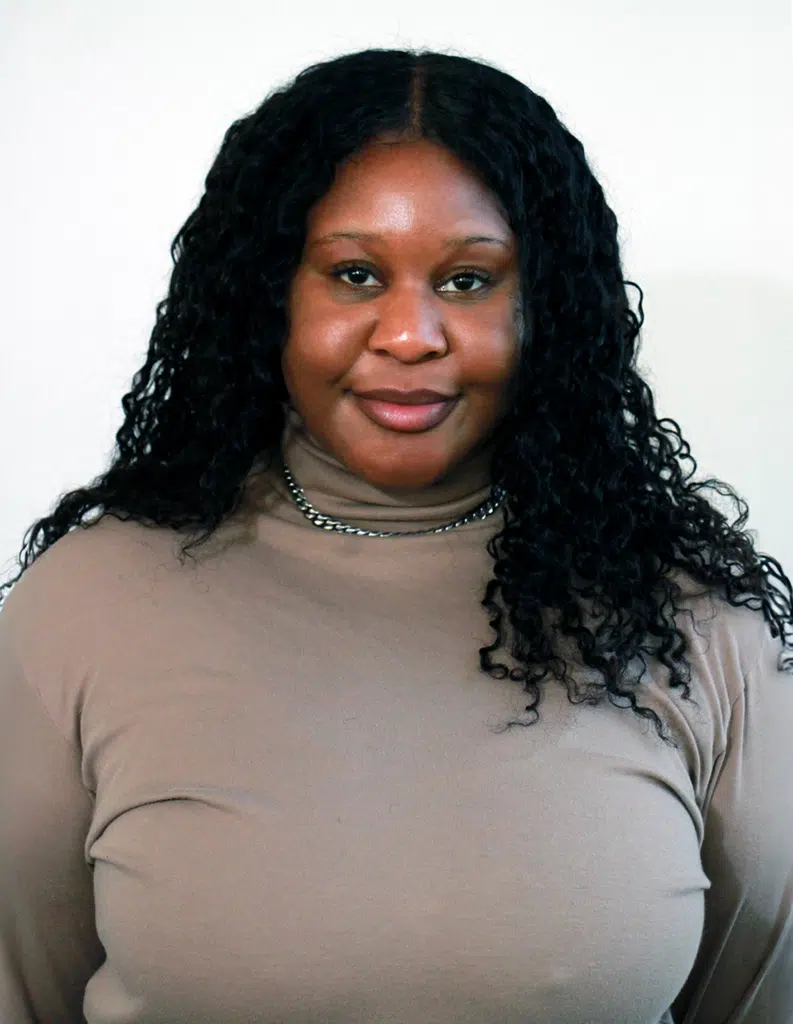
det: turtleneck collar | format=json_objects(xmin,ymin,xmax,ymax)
[{"xmin": 257, "ymin": 404, "xmax": 499, "ymax": 534}]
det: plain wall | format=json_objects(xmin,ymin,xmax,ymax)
[{"xmin": 1, "ymin": 0, "xmax": 791, "ymax": 581}]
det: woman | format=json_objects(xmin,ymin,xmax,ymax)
[{"xmin": 1, "ymin": 47, "xmax": 791, "ymax": 1024}]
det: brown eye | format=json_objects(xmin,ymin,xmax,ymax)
[
  {"xmin": 438, "ymin": 271, "xmax": 491, "ymax": 294},
  {"xmin": 330, "ymin": 263, "xmax": 493, "ymax": 294},
  {"xmin": 332, "ymin": 265, "xmax": 380, "ymax": 288}
]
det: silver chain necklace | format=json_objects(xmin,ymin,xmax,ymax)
[{"xmin": 281, "ymin": 463, "xmax": 506, "ymax": 538}]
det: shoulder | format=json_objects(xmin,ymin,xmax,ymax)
[
  {"xmin": 1, "ymin": 514, "xmax": 182, "ymax": 635},
  {"xmin": 0, "ymin": 515, "xmax": 185, "ymax": 741},
  {"xmin": 636, "ymin": 568, "xmax": 791, "ymax": 803},
  {"xmin": 667, "ymin": 567, "xmax": 788, "ymax": 699}
]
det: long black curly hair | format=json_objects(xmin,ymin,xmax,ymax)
[{"xmin": 3, "ymin": 47, "xmax": 792, "ymax": 740}]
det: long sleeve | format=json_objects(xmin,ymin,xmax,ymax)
[
  {"xmin": 0, "ymin": 619, "xmax": 104, "ymax": 1023},
  {"xmin": 672, "ymin": 624, "xmax": 793, "ymax": 1023}
]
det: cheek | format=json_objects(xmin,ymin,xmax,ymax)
[
  {"xmin": 459, "ymin": 329, "xmax": 520, "ymax": 389},
  {"xmin": 454, "ymin": 294, "xmax": 522, "ymax": 380},
  {"xmin": 282, "ymin": 323, "xmax": 357, "ymax": 391},
  {"xmin": 284, "ymin": 279, "xmax": 365, "ymax": 384}
]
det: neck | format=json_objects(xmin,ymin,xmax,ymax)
[{"xmin": 258, "ymin": 404, "xmax": 500, "ymax": 534}]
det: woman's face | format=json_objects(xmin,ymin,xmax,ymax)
[{"xmin": 282, "ymin": 138, "xmax": 522, "ymax": 492}]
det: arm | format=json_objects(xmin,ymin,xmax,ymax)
[
  {"xmin": 672, "ymin": 625, "xmax": 793, "ymax": 1023},
  {"xmin": 0, "ymin": 623, "xmax": 104, "ymax": 1022}
]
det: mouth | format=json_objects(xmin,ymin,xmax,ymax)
[{"xmin": 352, "ymin": 394, "xmax": 459, "ymax": 433}]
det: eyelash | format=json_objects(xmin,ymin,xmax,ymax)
[{"xmin": 330, "ymin": 262, "xmax": 493, "ymax": 295}]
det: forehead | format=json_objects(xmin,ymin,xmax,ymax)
[{"xmin": 306, "ymin": 139, "xmax": 512, "ymax": 236}]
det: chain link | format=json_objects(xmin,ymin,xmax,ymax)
[{"xmin": 281, "ymin": 463, "xmax": 506, "ymax": 537}]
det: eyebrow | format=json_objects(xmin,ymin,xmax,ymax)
[{"xmin": 311, "ymin": 231, "xmax": 510, "ymax": 249}]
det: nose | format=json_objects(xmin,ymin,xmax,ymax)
[{"xmin": 366, "ymin": 283, "xmax": 449, "ymax": 362}]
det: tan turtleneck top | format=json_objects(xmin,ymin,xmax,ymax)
[{"xmin": 1, "ymin": 406, "xmax": 792, "ymax": 1024}]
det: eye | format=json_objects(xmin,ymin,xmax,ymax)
[
  {"xmin": 334, "ymin": 265, "xmax": 380, "ymax": 288},
  {"xmin": 331, "ymin": 264, "xmax": 493, "ymax": 295},
  {"xmin": 437, "ymin": 270, "xmax": 492, "ymax": 294}
]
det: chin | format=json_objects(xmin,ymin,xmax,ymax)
[{"xmin": 353, "ymin": 456, "xmax": 453, "ymax": 493}]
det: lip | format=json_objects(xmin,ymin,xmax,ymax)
[
  {"xmin": 353, "ymin": 395, "xmax": 458, "ymax": 433},
  {"xmin": 354, "ymin": 388, "xmax": 456, "ymax": 404}
]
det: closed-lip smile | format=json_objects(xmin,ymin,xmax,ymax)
[
  {"xmin": 351, "ymin": 389, "xmax": 459, "ymax": 434},
  {"xmin": 353, "ymin": 388, "xmax": 456, "ymax": 405}
]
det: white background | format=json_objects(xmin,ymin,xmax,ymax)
[{"xmin": 1, "ymin": 0, "xmax": 791, "ymax": 581}]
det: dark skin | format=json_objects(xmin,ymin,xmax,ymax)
[{"xmin": 282, "ymin": 138, "xmax": 523, "ymax": 493}]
